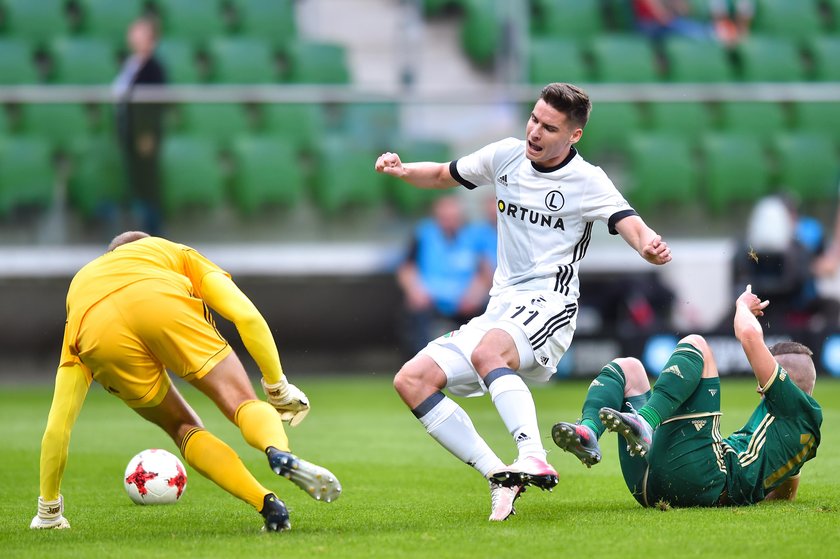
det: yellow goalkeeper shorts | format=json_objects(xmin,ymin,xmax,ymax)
[{"xmin": 75, "ymin": 279, "xmax": 232, "ymax": 408}]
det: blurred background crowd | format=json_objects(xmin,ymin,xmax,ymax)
[{"xmin": 1, "ymin": 0, "xmax": 839, "ymax": 379}]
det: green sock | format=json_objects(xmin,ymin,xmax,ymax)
[
  {"xmin": 580, "ymin": 361, "xmax": 627, "ymax": 439},
  {"xmin": 638, "ymin": 343, "xmax": 704, "ymax": 429}
]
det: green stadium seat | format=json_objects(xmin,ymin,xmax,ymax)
[
  {"xmin": 388, "ymin": 140, "xmax": 450, "ymax": 214},
  {"xmin": 285, "ymin": 41, "xmax": 350, "ymax": 84},
  {"xmin": 156, "ymin": 39, "xmax": 202, "ymax": 84},
  {"xmin": 19, "ymin": 104, "xmax": 92, "ymax": 153},
  {"xmin": 590, "ymin": 35, "xmax": 659, "ymax": 82},
  {"xmin": 313, "ymin": 137, "xmax": 384, "ymax": 213},
  {"xmin": 3, "ymin": 0, "xmax": 69, "ymax": 46},
  {"xmin": 772, "ymin": 133, "xmax": 839, "ymax": 202},
  {"xmin": 0, "ymin": 137, "xmax": 55, "ymax": 217},
  {"xmin": 461, "ymin": 0, "xmax": 502, "ymax": 66},
  {"xmin": 0, "ymin": 39, "xmax": 39, "ymax": 84},
  {"xmin": 647, "ymin": 102, "xmax": 713, "ymax": 141},
  {"xmin": 754, "ymin": 0, "xmax": 823, "ymax": 43},
  {"xmin": 527, "ymin": 38, "xmax": 589, "ymax": 85},
  {"xmin": 423, "ymin": 0, "xmax": 466, "ymax": 16},
  {"xmin": 737, "ymin": 36, "xmax": 805, "ymax": 82},
  {"xmin": 664, "ymin": 38, "xmax": 733, "ymax": 82},
  {"xmin": 230, "ymin": 0, "xmax": 296, "ymax": 52},
  {"xmin": 49, "ymin": 38, "xmax": 118, "ymax": 85},
  {"xmin": 601, "ymin": 0, "xmax": 635, "ymax": 31},
  {"xmin": 827, "ymin": 0, "xmax": 840, "ymax": 33},
  {"xmin": 208, "ymin": 38, "xmax": 278, "ymax": 83},
  {"xmin": 160, "ymin": 136, "xmax": 225, "ymax": 214},
  {"xmin": 807, "ymin": 36, "xmax": 840, "ymax": 81},
  {"xmin": 68, "ymin": 136, "xmax": 126, "ymax": 218},
  {"xmin": 576, "ymin": 102, "xmax": 643, "ymax": 157},
  {"xmin": 719, "ymin": 102, "xmax": 787, "ymax": 139},
  {"xmin": 78, "ymin": 0, "xmax": 146, "ymax": 50},
  {"xmin": 159, "ymin": 0, "xmax": 226, "ymax": 44},
  {"xmin": 230, "ymin": 136, "xmax": 303, "ymax": 214},
  {"xmin": 530, "ymin": 0, "xmax": 604, "ymax": 40},
  {"xmin": 177, "ymin": 103, "xmax": 251, "ymax": 146},
  {"xmin": 626, "ymin": 134, "xmax": 698, "ymax": 212},
  {"xmin": 794, "ymin": 102, "xmax": 840, "ymax": 146},
  {"xmin": 340, "ymin": 102, "xmax": 400, "ymax": 150},
  {"xmin": 260, "ymin": 103, "xmax": 325, "ymax": 153},
  {"xmin": 701, "ymin": 134, "xmax": 770, "ymax": 214}
]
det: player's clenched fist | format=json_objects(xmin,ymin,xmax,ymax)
[
  {"xmin": 375, "ymin": 152, "xmax": 405, "ymax": 177},
  {"xmin": 641, "ymin": 235, "xmax": 672, "ymax": 265}
]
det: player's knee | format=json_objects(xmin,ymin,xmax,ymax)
[
  {"xmin": 394, "ymin": 361, "xmax": 424, "ymax": 397},
  {"xmin": 613, "ymin": 357, "xmax": 650, "ymax": 392},
  {"xmin": 680, "ymin": 334, "xmax": 708, "ymax": 354},
  {"xmin": 470, "ymin": 342, "xmax": 504, "ymax": 373}
]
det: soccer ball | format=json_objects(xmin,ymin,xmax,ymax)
[{"xmin": 124, "ymin": 449, "xmax": 187, "ymax": 505}]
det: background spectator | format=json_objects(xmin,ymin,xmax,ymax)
[
  {"xmin": 633, "ymin": 0, "xmax": 712, "ymax": 42},
  {"xmin": 710, "ymin": 0, "xmax": 754, "ymax": 45}
]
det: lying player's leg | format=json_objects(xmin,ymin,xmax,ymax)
[
  {"xmin": 132, "ymin": 381, "xmax": 290, "ymax": 531},
  {"xmin": 190, "ymin": 352, "xmax": 340, "ymax": 503}
]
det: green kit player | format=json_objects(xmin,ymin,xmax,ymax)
[{"xmin": 552, "ymin": 285, "xmax": 822, "ymax": 506}]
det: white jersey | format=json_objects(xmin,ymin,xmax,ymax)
[{"xmin": 450, "ymin": 137, "xmax": 637, "ymax": 300}]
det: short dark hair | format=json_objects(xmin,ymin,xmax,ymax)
[
  {"xmin": 769, "ymin": 341, "xmax": 816, "ymax": 395},
  {"xmin": 769, "ymin": 341, "xmax": 813, "ymax": 357},
  {"xmin": 108, "ymin": 231, "xmax": 150, "ymax": 252},
  {"xmin": 539, "ymin": 83, "xmax": 591, "ymax": 128}
]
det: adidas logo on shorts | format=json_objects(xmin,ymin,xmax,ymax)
[{"xmin": 691, "ymin": 420, "xmax": 707, "ymax": 431}]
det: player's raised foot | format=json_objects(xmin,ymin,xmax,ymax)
[
  {"xmin": 599, "ymin": 407, "xmax": 653, "ymax": 457},
  {"xmin": 488, "ymin": 480, "xmax": 524, "ymax": 522},
  {"xmin": 266, "ymin": 447, "xmax": 342, "ymax": 503},
  {"xmin": 551, "ymin": 422, "xmax": 601, "ymax": 468},
  {"xmin": 489, "ymin": 456, "xmax": 559, "ymax": 491},
  {"xmin": 260, "ymin": 493, "xmax": 291, "ymax": 533}
]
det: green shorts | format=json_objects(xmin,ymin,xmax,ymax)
[{"xmin": 619, "ymin": 378, "xmax": 727, "ymax": 508}]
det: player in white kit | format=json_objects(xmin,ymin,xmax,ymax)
[{"xmin": 374, "ymin": 83, "xmax": 672, "ymax": 521}]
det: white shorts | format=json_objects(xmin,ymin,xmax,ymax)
[{"xmin": 419, "ymin": 290, "xmax": 577, "ymax": 397}]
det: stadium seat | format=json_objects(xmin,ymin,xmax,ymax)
[
  {"xmin": 794, "ymin": 102, "xmax": 840, "ymax": 146},
  {"xmin": 19, "ymin": 104, "xmax": 92, "ymax": 153},
  {"xmin": 0, "ymin": 39, "xmax": 39, "ymax": 84},
  {"xmin": 0, "ymin": 137, "xmax": 55, "ymax": 217},
  {"xmin": 230, "ymin": 0, "xmax": 296, "ymax": 52},
  {"xmin": 49, "ymin": 38, "xmax": 118, "ymax": 85},
  {"xmin": 260, "ymin": 103, "xmax": 326, "ymax": 154},
  {"xmin": 67, "ymin": 136, "xmax": 126, "ymax": 218},
  {"xmin": 230, "ymin": 136, "xmax": 303, "ymax": 214},
  {"xmin": 340, "ymin": 102, "xmax": 400, "ymax": 150},
  {"xmin": 807, "ymin": 36, "xmax": 840, "ymax": 81},
  {"xmin": 77, "ymin": 0, "xmax": 146, "ymax": 49},
  {"xmin": 664, "ymin": 38, "xmax": 733, "ymax": 82},
  {"xmin": 388, "ymin": 140, "xmax": 450, "ymax": 214},
  {"xmin": 590, "ymin": 35, "xmax": 659, "ymax": 82},
  {"xmin": 160, "ymin": 136, "xmax": 225, "ymax": 214},
  {"xmin": 753, "ymin": 0, "xmax": 823, "ymax": 43},
  {"xmin": 647, "ymin": 102, "xmax": 713, "ymax": 141},
  {"xmin": 423, "ymin": 0, "xmax": 466, "ymax": 16},
  {"xmin": 159, "ymin": 0, "xmax": 226, "ymax": 44},
  {"xmin": 737, "ymin": 36, "xmax": 805, "ymax": 82},
  {"xmin": 156, "ymin": 39, "xmax": 202, "ymax": 84},
  {"xmin": 285, "ymin": 41, "xmax": 350, "ymax": 84},
  {"xmin": 601, "ymin": 0, "xmax": 635, "ymax": 31},
  {"xmin": 3, "ymin": 0, "xmax": 69, "ymax": 46},
  {"xmin": 461, "ymin": 0, "xmax": 502, "ymax": 66},
  {"xmin": 576, "ymin": 102, "xmax": 643, "ymax": 157},
  {"xmin": 208, "ymin": 38, "xmax": 278, "ymax": 83},
  {"xmin": 530, "ymin": 0, "xmax": 603, "ymax": 40},
  {"xmin": 313, "ymin": 137, "xmax": 385, "ymax": 213},
  {"xmin": 626, "ymin": 134, "xmax": 698, "ymax": 212},
  {"xmin": 527, "ymin": 39, "xmax": 589, "ymax": 85},
  {"xmin": 719, "ymin": 102, "xmax": 787, "ymax": 140},
  {"xmin": 772, "ymin": 133, "xmax": 839, "ymax": 202},
  {"xmin": 177, "ymin": 103, "xmax": 251, "ymax": 147},
  {"xmin": 701, "ymin": 134, "xmax": 770, "ymax": 214}
]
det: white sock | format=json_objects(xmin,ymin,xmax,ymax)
[
  {"xmin": 414, "ymin": 393, "xmax": 504, "ymax": 477},
  {"xmin": 486, "ymin": 371, "xmax": 546, "ymax": 461}
]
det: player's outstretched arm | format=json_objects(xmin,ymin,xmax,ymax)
[
  {"xmin": 374, "ymin": 152, "xmax": 459, "ymax": 190},
  {"xmin": 31, "ymin": 362, "xmax": 91, "ymax": 529},
  {"xmin": 734, "ymin": 284, "xmax": 776, "ymax": 389},
  {"xmin": 199, "ymin": 272, "xmax": 310, "ymax": 425},
  {"xmin": 614, "ymin": 215, "xmax": 672, "ymax": 265}
]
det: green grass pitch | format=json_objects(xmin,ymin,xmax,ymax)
[{"xmin": 1, "ymin": 375, "xmax": 838, "ymax": 558}]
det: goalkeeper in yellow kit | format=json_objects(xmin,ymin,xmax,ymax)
[{"xmin": 30, "ymin": 231, "xmax": 341, "ymax": 532}]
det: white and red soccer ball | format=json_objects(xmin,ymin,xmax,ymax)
[{"xmin": 124, "ymin": 449, "xmax": 187, "ymax": 505}]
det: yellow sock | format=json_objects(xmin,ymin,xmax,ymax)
[
  {"xmin": 180, "ymin": 428, "xmax": 270, "ymax": 510},
  {"xmin": 235, "ymin": 400, "xmax": 290, "ymax": 452}
]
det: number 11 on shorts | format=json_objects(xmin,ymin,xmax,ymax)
[{"xmin": 511, "ymin": 305, "xmax": 540, "ymax": 326}]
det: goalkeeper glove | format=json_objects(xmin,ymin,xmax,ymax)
[
  {"xmin": 30, "ymin": 495, "xmax": 71, "ymax": 530},
  {"xmin": 261, "ymin": 378, "xmax": 310, "ymax": 427}
]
